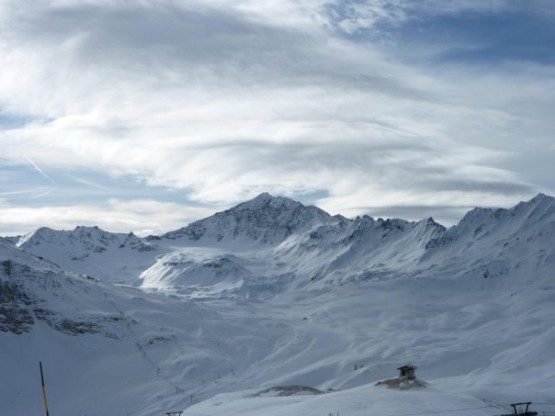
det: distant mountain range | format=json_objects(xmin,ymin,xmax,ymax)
[{"xmin": 10, "ymin": 192, "xmax": 555, "ymax": 292}]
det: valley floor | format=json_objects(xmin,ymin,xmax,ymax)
[{"xmin": 3, "ymin": 274, "xmax": 554, "ymax": 416}]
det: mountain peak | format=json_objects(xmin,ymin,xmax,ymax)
[
  {"xmin": 526, "ymin": 192, "xmax": 555, "ymax": 207},
  {"xmin": 16, "ymin": 227, "xmax": 56, "ymax": 247},
  {"xmin": 231, "ymin": 192, "xmax": 302, "ymax": 213},
  {"xmin": 418, "ymin": 217, "xmax": 445, "ymax": 230},
  {"xmin": 163, "ymin": 193, "xmax": 333, "ymax": 245},
  {"xmin": 531, "ymin": 192, "xmax": 550, "ymax": 201},
  {"xmin": 510, "ymin": 193, "xmax": 555, "ymax": 210},
  {"xmin": 73, "ymin": 225, "xmax": 101, "ymax": 232},
  {"xmin": 70, "ymin": 225, "xmax": 116, "ymax": 240},
  {"xmin": 253, "ymin": 191, "xmax": 272, "ymax": 200},
  {"xmin": 510, "ymin": 192, "xmax": 555, "ymax": 222}
]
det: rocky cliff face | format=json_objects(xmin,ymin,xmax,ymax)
[{"xmin": 0, "ymin": 239, "xmax": 107, "ymax": 335}]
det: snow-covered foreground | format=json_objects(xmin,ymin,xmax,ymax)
[
  {"xmin": 2, "ymin": 193, "xmax": 555, "ymax": 416},
  {"xmin": 187, "ymin": 384, "xmax": 505, "ymax": 416},
  {"xmin": 2, "ymin": 274, "xmax": 554, "ymax": 416}
]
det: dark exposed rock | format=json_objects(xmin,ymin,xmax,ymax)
[
  {"xmin": 0, "ymin": 280, "xmax": 35, "ymax": 334},
  {"xmin": 251, "ymin": 385, "xmax": 324, "ymax": 397}
]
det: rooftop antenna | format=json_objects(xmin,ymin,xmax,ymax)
[{"xmin": 39, "ymin": 361, "xmax": 51, "ymax": 416}]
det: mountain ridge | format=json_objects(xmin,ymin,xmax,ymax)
[
  {"xmin": 17, "ymin": 225, "xmax": 161, "ymax": 284},
  {"xmin": 12, "ymin": 192, "xmax": 555, "ymax": 290}
]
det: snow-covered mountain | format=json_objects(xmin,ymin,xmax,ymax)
[
  {"xmin": 2, "ymin": 235, "xmax": 21, "ymax": 245},
  {"xmin": 2, "ymin": 241, "xmax": 107, "ymax": 336},
  {"xmin": 419, "ymin": 192, "xmax": 555, "ymax": 285},
  {"xmin": 17, "ymin": 225, "xmax": 161, "ymax": 284},
  {"xmin": 139, "ymin": 192, "xmax": 554, "ymax": 295},
  {"xmin": 160, "ymin": 192, "xmax": 335, "ymax": 246},
  {"xmin": 2, "ymin": 193, "xmax": 555, "ymax": 416},
  {"xmin": 18, "ymin": 193, "xmax": 555, "ymax": 293}
]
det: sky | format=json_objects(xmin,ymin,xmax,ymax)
[{"xmin": 1, "ymin": 0, "xmax": 554, "ymax": 236}]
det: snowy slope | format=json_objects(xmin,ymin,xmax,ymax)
[
  {"xmin": 419, "ymin": 193, "xmax": 555, "ymax": 286},
  {"xmin": 0, "ymin": 240, "xmax": 288, "ymax": 415},
  {"xmin": 271, "ymin": 215, "xmax": 446, "ymax": 286},
  {"xmin": 4, "ymin": 261, "xmax": 554, "ymax": 416},
  {"xmin": 186, "ymin": 384, "xmax": 508, "ymax": 416},
  {"xmin": 17, "ymin": 225, "xmax": 162, "ymax": 284},
  {"xmin": 139, "ymin": 250, "xmax": 251, "ymax": 293}
]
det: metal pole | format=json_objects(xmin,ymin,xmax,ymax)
[{"xmin": 39, "ymin": 361, "xmax": 50, "ymax": 416}]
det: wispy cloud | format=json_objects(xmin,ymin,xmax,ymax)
[
  {"xmin": 0, "ymin": 198, "xmax": 215, "ymax": 237},
  {"xmin": 24, "ymin": 155, "xmax": 55, "ymax": 183},
  {"xmin": 71, "ymin": 176, "xmax": 111, "ymax": 190},
  {"xmin": 0, "ymin": 189, "xmax": 50, "ymax": 197},
  {"xmin": 0, "ymin": 0, "xmax": 553, "ymax": 233}
]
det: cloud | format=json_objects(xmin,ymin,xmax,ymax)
[
  {"xmin": 321, "ymin": 0, "xmax": 515, "ymax": 36},
  {"xmin": 0, "ymin": 198, "xmax": 214, "ymax": 237},
  {"xmin": 0, "ymin": 0, "xmax": 554, "ymax": 233},
  {"xmin": 24, "ymin": 156, "xmax": 55, "ymax": 183}
]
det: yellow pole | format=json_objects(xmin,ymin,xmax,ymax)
[{"xmin": 39, "ymin": 361, "xmax": 50, "ymax": 416}]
